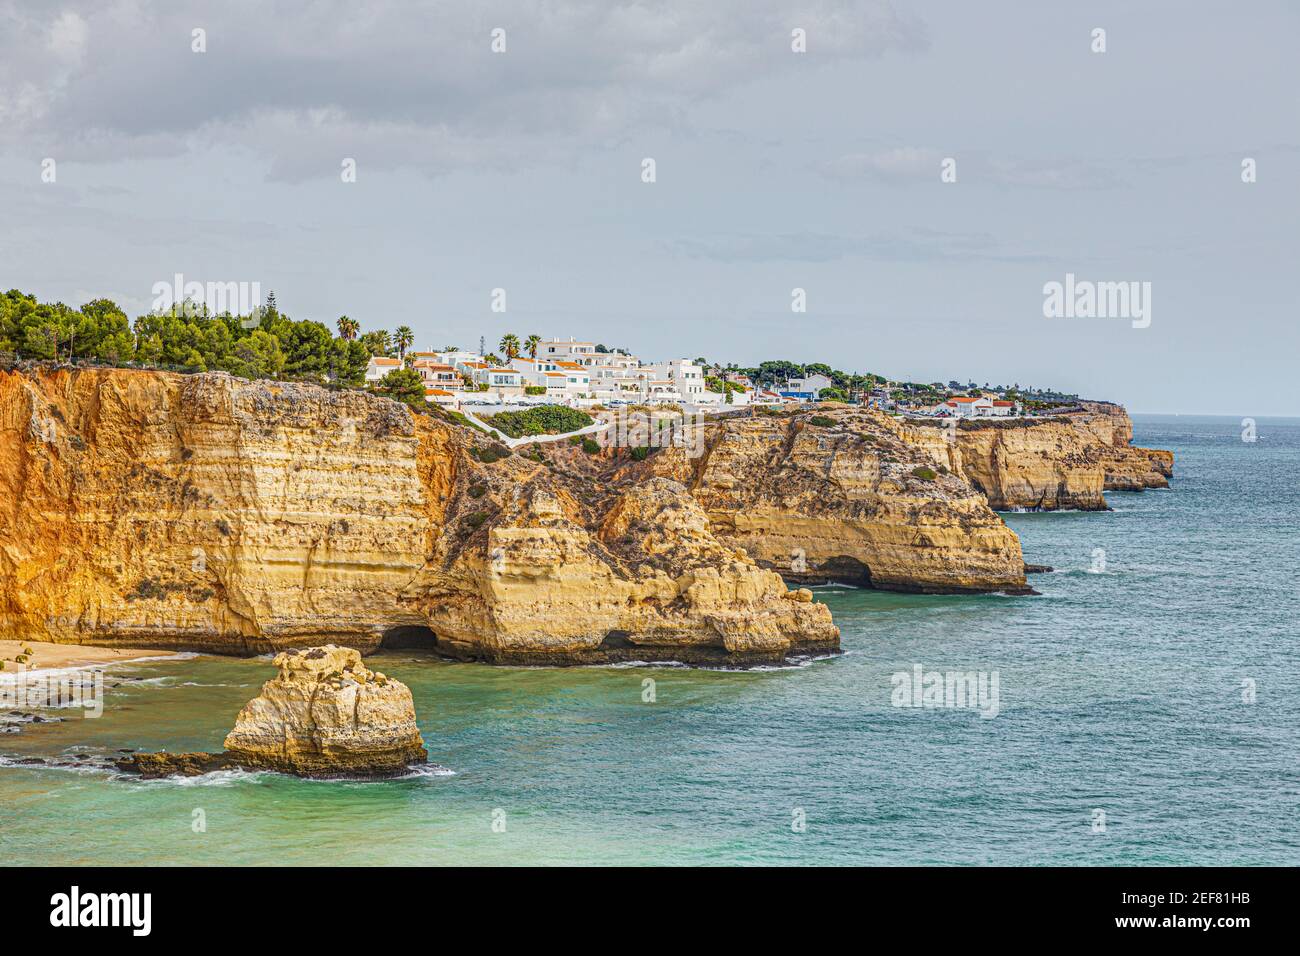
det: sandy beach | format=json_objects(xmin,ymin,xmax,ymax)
[{"xmin": 0, "ymin": 639, "xmax": 172, "ymax": 672}]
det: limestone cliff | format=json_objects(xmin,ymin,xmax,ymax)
[
  {"xmin": 223, "ymin": 645, "xmax": 427, "ymax": 777},
  {"xmin": 898, "ymin": 402, "xmax": 1172, "ymax": 511},
  {"xmin": 636, "ymin": 409, "xmax": 1029, "ymax": 593},
  {"xmin": 0, "ymin": 367, "xmax": 836, "ymax": 665},
  {"xmin": 1073, "ymin": 402, "xmax": 1173, "ymax": 494}
]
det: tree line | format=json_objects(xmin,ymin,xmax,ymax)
[{"xmin": 0, "ymin": 289, "xmax": 418, "ymax": 387}]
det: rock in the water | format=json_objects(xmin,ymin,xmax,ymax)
[
  {"xmin": 222, "ymin": 645, "xmax": 427, "ymax": 778},
  {"xmin": 114, "ymin": 751, "xmax": 233, "ymax": 778}
]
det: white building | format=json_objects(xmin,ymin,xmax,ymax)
[
  {"xmin": 540, "ymin": 338, "xmax": 599, "ymax": 366},
  {"xmin": 941, "ymin": 396, "xmax": 994, "ymax": 418},
  {"xmin": 509, "ymin": 356, "xmax": 591, "ymax": 401},
  {"xmin": 657, "ymin": 358, "xmax": 711, "ymax": 403},
  {"xmin": 410, "ymin": 360, "xmax": 463, "ymax": 391},
  {"xmin": 364, "ymin": 356, "xmax": 402, "ymax": 383},
  {"xmin": 428, "ymin": 350, "xmax": 482, "ymax": 368},
  {"xmin": 459, "ymin": 361, "xmax": 525, "ymax": 397},
  {"xmin": 780, "ymin": 372, "xmax": 834, "ymax": 401}
]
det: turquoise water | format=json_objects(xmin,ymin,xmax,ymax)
[{"xmin": 2, "ymin": 416, "xmax": 1298, "ymax": 865}]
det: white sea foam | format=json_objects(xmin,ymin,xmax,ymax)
[{"xmin": 133, "ymin": 767, "xmax": 270, "ymax": 788}]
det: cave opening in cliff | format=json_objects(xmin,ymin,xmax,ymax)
[
  {"xmin": 379, "ymin": 625, "xmax": 439, "ymax": 651},
  {"xmin": 819, "ymin": 556, "xmax": 872, "ymax": 587}
]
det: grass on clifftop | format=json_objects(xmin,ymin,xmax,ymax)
[{"xmin": 484, "ymin": 405, "xmax": 593, "ymax": 438}]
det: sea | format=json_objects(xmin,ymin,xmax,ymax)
[{"xmin": 2, "ymin": 416, "xmax": 1297, "ymax": 865}]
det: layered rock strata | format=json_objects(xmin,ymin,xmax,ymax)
[
  {"xmin": 0, "ymin": 367, "xmax": 836, "ymax": 665},
  {"xmin": 898, "ymin": 402, "xmax": 1172, "ymax": 511},
  {"xmin": 222, "ymin": 644, "xmax": 426, "ymax": 776},
  {"xmin": 638, "ymin": 409, "xmax": 1030, "ymax": 593}
]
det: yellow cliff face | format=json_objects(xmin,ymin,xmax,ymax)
[
  {"xmin": 0, "ymin": 368, "xmax": 836, "ymax": 665},
  {"xmin": 644, "ymin": 409, "xmax": 1029, "ymax": 593},
  {"xmin": 899, "ymin": 402, "xmax": 1172, "ymax": 511}
]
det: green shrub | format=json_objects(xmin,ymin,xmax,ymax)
[
  {"xmin": 524, "ymin": 385, "xmax": 547, "ymax": 396},
  {"xmin": 809, "ymin": 415, "xmax": 836, "ymax": 427},
  {"xmin": 581, "ymin": 438, "xmax": 601, "ymax": 454},
  {"xmin": 376, "ymin": 368, "xmax": 426, "ymax": 409},
  {"xmin": 467, "ymin": 484, "xmax": 487, "ymax": 499},
  {"xmin": 485, "ymin": 405, "xmax": 592, "ymax": 438},
  {"xmin": 910, "ymin": 466, "xmax": 938, "ymax": 480},
  {"xmin": 472, "ymin": 444, "xmax": 512, "ymax": 464},
  {"xmin": 629, "ymin": 446, "xmax": 650, "ymax": 461},
  {"xmin": 464, "ymin": 511, "xmax": 489, "ymax": 529}
]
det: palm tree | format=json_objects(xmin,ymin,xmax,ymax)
[
  {"xmin": 443, "ymin": 344, "xmax": 459, "ymax": 352},
  {"xmin": 483, "ymin": 352, "xmax": 503, "ymax": 366},
  {"xmin": 499, "ymin": 333, "xmax": 520, "ymax": 360},
  {"xmin": 360, "ymin": 329, "xmax": 392, "ymax": 357},
  {"xmin": 394, "ymin": 326, "xmax": 414, "ymax": 359},
  {"xmin": 336, "ymin": 316, "xmax": 359, "ymax": 341},
  {"xmin": 525, "ymin": 334, "xmax": 541, "ymax": 359}
]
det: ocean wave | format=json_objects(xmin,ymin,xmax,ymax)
[
  {"xmin": 112, "ymin": 652, "xmax": 200, "ymax": 665},
  {"xmin": 0, "ymin": 753, "xmax": 111, "ymax": 776},
  {"xmin": 0, "ymin": 652, "xmax": 199, "ymax": 688},
  {"xmin": 147, "ymin": 767, "xmax": 269, "ymax": 787},
  {"xmin": 599, "ymin": 660, "xmax": 692, "ymax": 670},
  {"xmin": 298, "ymin": 763, "xmax": 458, "ymax": 784}
]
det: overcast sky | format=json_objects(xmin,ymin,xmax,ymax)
[{"xmin": 2, "ymin": 1, "xmax": 1296, "ymax": 414}]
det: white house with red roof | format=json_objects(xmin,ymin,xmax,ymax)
[
  {"xmin": 364, "ymin": 355, "xmax": 402, "ymax": 383},
  {"xmin": 940, "ymin": 395, "xmax": 994, "ymax": 418},
  {"xmin": 410, "ymin": 360, "xmax": 463, "ymax": 391}
]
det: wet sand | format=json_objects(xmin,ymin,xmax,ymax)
[{"xmin": 0, "ymin": 639, "xmax": 172, "ymax": 672}]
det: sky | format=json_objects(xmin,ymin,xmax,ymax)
[{"xmin": 1, "ymin": 0, "xmax": 1296, "ymax": 414}]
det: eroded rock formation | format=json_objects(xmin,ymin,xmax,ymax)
[
  {"xmin": 0, "ymin": 367, "xmax": 836, "ymax": 665},
  {"xmin": 638, "ymin": 409, "xmax": 1030, "ymax": 593},
  {"xmin": 115, "ymin": 644, "xmax": 427, "ymax": 778},
  {"xmin": 222, "ymin": 644, "xmax": 426, "ymax": 776},
  {"xmin": 0, "ymin": 366, "xmax": 1173, "ymax": 644},
  {"xmin": 898, "ymin": 401, "xmax": 1172, "ymax": 511}
]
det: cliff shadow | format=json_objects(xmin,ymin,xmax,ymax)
[
  {"xmin": 782, "ymin": 555, "xmax": 872, "ymax": 588},
  {"xmin": 379, "ymin": 625, "xmax": 440, "ymax": 652}
]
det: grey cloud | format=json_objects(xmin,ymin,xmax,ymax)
[{"xmin": 0, "ymin": 0, "xmax": 927, "ymax": 178}]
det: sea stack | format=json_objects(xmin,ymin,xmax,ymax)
[{"xmin": 221, "ymin": 645, "xmax": 427, "ymax": 778}]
